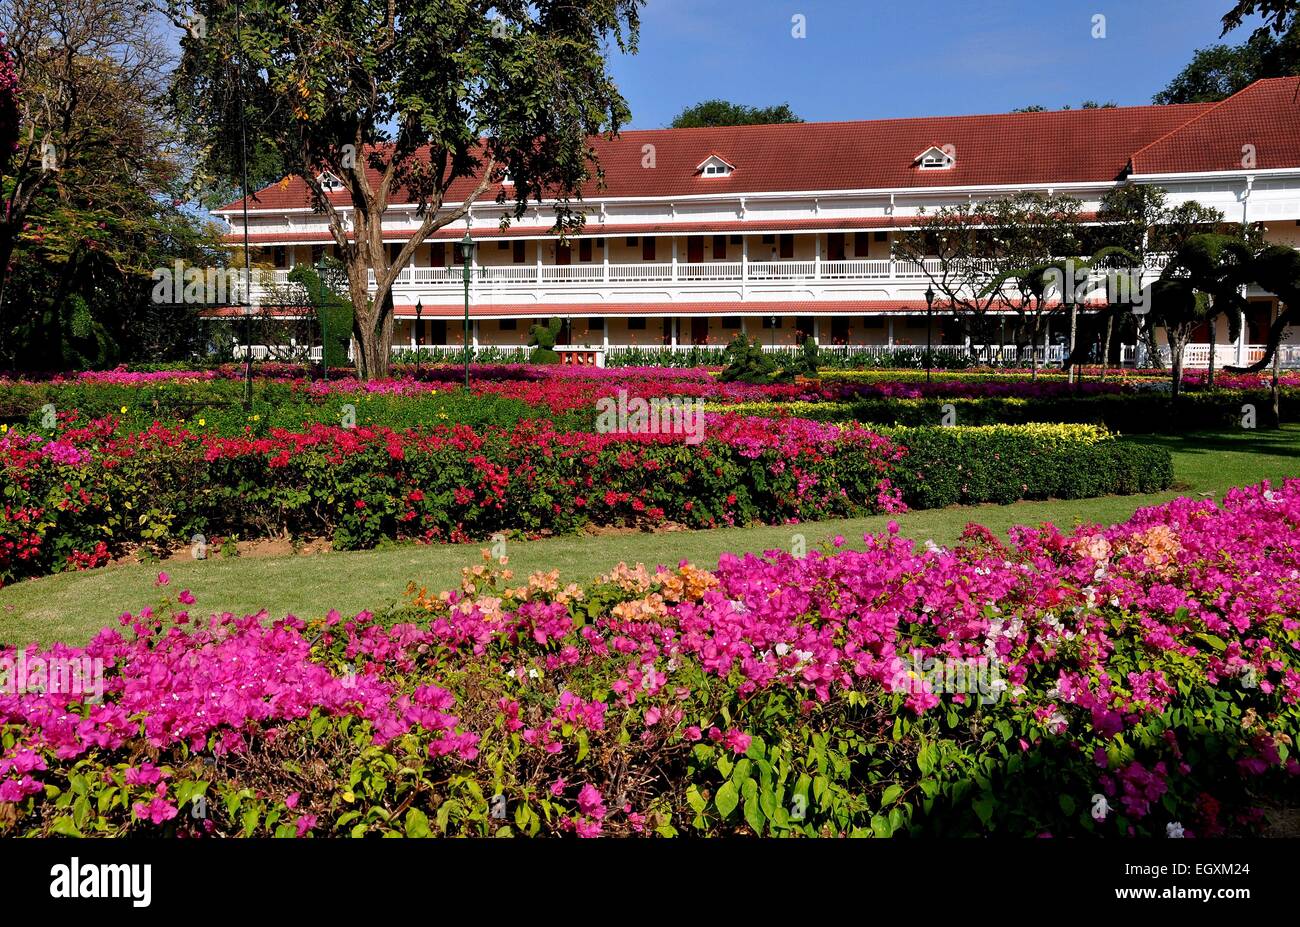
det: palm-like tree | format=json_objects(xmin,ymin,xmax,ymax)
[{"xmin": 1152, "ymin": 233, "xmax": 1253, "ymax": 396}]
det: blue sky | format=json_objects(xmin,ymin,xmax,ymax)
[{"xmin": 608, "ymin": 0, "xmax": 1268, "ymax": 127}]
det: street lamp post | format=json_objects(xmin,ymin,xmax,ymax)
[
  {"xmin": 461, "ymin": 229, "xmax": 473, "ymax": 390},
  {"xmin": 414, "ymin": 299, "xmax": 423, "ymax": 379},
  {"xmin": 924, "ymin": 285, "xmax": 935, "ymax": 385},
  {"xmin": 316, "ymin": 258, "xmax": 329, "ymax": 383}
]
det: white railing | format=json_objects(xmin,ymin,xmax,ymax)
[
  {"xmin": 1136, "ymin": 343, "xmax": 1300, "ymax": 369},
  {"xmin": 269, "ymin": 256, "xmax": 1091, "ymax": 293},
  {"xmin": 233, "ymin": 344, "xmax": 323, "ymax": 361}
]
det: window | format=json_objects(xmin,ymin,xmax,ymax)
[
  {"xmin": 513, "ymin": 240, "xmax": 526, "ymax": 263},
  {"xmin": 579, "ymin": 239, "xmax": 593, "ymax": 262},
  {"xmin": 498, "ymin": 240, "xmax": 511, "ymax": 250},
  {"xmin": 696, "ymin": 154, "xmax": 736, "ymax": 177},
  {"xmin": 587, "ymin": 317, "xmax": 605, "ymax": 332},
  {"xmin": 830, "ymin": 317, "xmax": 850, "ymax": 342},
  {"xmin": 318, "ymin": 171, "xmax": 344, "ymax": 192},
  {"xmin": 915, "ymin": 146, "xmax": 955, "ymax": 170},
  {"xmin": 874, "ymin": 231, "xmax": 888, "ymax": 243},
  {"xmin": 729, "ymin": 235, "xmax": 742, "ymax": 245},
  {"xmin": 712, "ymin": 235, "xmax": 727, "ymax": 260},
  {"xmin": 499, "ymin": 318, "xmax": 518, "ymax": 331},
  {"xmin": 430, "ymin": 243, "xmax": 445, "ymax": 267},
  {"xmin": 430, "ymin": 319, "xmax": 448, "ymax": 345},
  {"xmin": 625, "ymin": 237, "xmax": 639, "ymax": 247},
  {"xmin": 722, "ymin": 317, "xmax": 741, "ymax": 330},
  {"xmin": 272, "ymin": 246, "xmax": 287, "ymax": 269},
  {"xmin": 828, "ymin": 233, "xmax": 846, "ymax": 261},
  {"xmin": 854, "ymin": 232, "xmax": 871, "ymax": 257},
  {"xmin": 779, "ymin": 234, "xmax": 794, "ymax": 259},
  {"xmin": 687, "ymin": 236, "xmax": 704, "ymax": 263},
  {"xmin": 642, "ymin": 237, "xmax": 656, "ymax": 261},
  {"xmin": 761, "ymin": 234, "xmax": 775, "ymax": 244},
  {"xmin": 796, "ymin": 316, "xmax": 815, "ymax": 344},
  {"xmin": 310, "ymin": 245, "xmax": 324, "ymax": 265},
  {"xmin": 862, "ymin": 317, "xmax": 884, "ymax": 329},
  {"xmin": 628, "ymin": 317, "xmax": 647, "ymax": 330}
]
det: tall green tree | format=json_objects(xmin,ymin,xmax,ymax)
[
  {"xmin": 171, "ymin": 0, "xmax": 643, "ymax": 381},
  {"xmin": 669, "ymin": 100, "xmax": 802, "ymax": 128},
  {"xmin": 0, "ymin": 0, "xmax": 173, "ymax": 354},
  {"xmin": 1155, "ymin": 22, "xmax": 1300, "ymax": 103}
]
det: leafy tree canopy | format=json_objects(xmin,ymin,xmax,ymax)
[
  {"xmin": 669, "ymin": 100, "xmax": 802, "ymax": 128},
  {"xmin": 1155, "ymin": 21, "xmax": 1300, "ymax": 103}
]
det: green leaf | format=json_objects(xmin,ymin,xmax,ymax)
[
  {"xmin": 715, "ymin": 780, "xmax": 739, "ymax": 819},
  {"xmin": 405, "ymin": 807, "xmax": 431, "ymax": 838},
  {"xmin": 686, "ymin": 784, "xmax": 707, "ymax": 815},
  {"xmin": 881, "ymin": 784, "xmax": 904, "ymax": 806},
  {"xmin": 744, "ymin": 795, "xmax": 766, "ymax": 834},
  {"xmin": 51, "ymin": 816, "xmax": 83, "ymax": 838}
]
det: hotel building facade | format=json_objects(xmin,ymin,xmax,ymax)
[{"xmin": 217, "ymin": 78, "xmax": 1300, "ymax": 367}]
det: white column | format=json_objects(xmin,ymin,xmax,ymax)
[
  {"xmin": 536, "ymin": 240, "xmax": 543, "ymax": 283},
  {"xmin": 814, "ymin": 234, "xmax": 821, "ymax": 279},
  {"xmin": 671, "ymin": 237, "xmax": 678, "ymax": 281},
  {"xmin": 671, "ymin": 317, "xmax": 678, "ymax": 348},
  {"xmin": 602, "ymin": 236, "xmax": 609, "ymax": 283},
  {"xmin": 601, "ymin": 317, "xmax": 609, "ymax": 350},
  {"xmin": 812, "ymin": 316, "xmax": 820, "ymax": 346},
  {"xmin": 741, "ymin": 236, "xmax": 748, "ymax": 300},
  {"xmin": 472, "ymin": 319, "xmax": 479, "ymax": 349},
  {"xmin": 887, "ymin": 317, "xmax": 894, "ymax": 347}
]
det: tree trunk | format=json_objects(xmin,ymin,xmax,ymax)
[
  {"xmin": 1170, "ymin": 336, "xmax": 1184, "ymax": 400},
  {"xmin": 1273, "ymin": 341, "xmax": 1282, "ymax": 426},
  {"xmin": 1067, "ymin": 303, "xmax": 1078, "ymax": 385},
  {"xmin": 1101, "ymin": 313, "xmax": 1114, "ymax": 382},
  {"xmin": 1029, "ymin": 316, "xmax": 1040, "ymax": 382},
  {"xmin": 1140, "ymin": 319, "xmax": 1162, "ymax": 370}
]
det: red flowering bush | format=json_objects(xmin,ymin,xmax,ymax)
[
  {"xmin": 0, "ymin": 415, "xmax": 906, "ymax": 584},
  {"xmin": 1, "ymin": 482, "xmax": 1296, "ymax": 837}
]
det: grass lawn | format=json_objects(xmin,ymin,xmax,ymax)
[{"xmin": 2, "ymin": 425, "xmax": 1297, "ymax": 647}]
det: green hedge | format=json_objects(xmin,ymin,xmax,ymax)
[
  {"xmin": 709, "ymin": 389, "xmax": 1297, "ymax": 432},
  {"xmin": 880, "ymin": 424, "xmax": 1174, "ymax": 508}
]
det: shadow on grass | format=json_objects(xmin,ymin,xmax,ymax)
[{"xmin": 1122, "ymin": 427, "xmax": 1300, "ymax": 459}]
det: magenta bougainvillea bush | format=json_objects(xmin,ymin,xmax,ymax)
[{"xmin": 1, "ymin": 481, "xmax": 1296, "ymax": 837}]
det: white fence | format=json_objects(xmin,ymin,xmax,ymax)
[{"xmin": 1118, "ymin": 344, "xmax": 1300, "ymax": 369}]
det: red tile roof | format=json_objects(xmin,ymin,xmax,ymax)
[
  {"xmin": 218, "ymin": 99, "xmax": 1221, "ymax": 214},
  {"xmin": 1130, "ymin": 77, "xmax": 1300, "ymax": 175}
]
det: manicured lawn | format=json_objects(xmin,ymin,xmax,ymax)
[{"xmin": 2, "ymin": 425, "xmax": 1297, "ymax": 647}]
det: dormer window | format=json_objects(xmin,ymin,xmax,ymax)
[
  {"xmin": 915, "ymin": 146, "xmax": 955, "ymax": 170},
  {"xmin": 318, "ymin": 171, "xmax": 344, "ymax": 191},
  {"xmin": 696, "ymin": 154, "xmax": 736, "ymax": 178}
]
